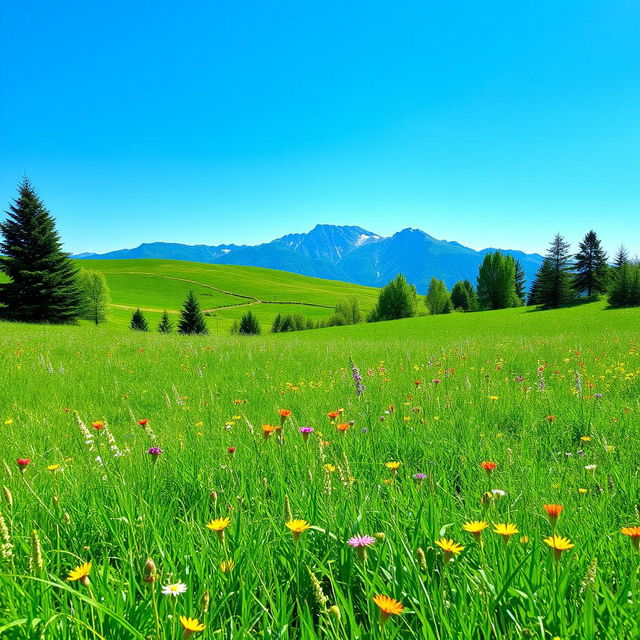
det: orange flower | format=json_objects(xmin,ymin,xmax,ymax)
[
  {"xmin": 621, "ymin": 526, "xmax": 640, "ymax": 550},
  {"xmin": 543, "ymin": 504, "xmax": 563, "ymax": 527},
  {"xmin": 337, "ymin": 423, "xmax": 350, "ymax": 432},
  {"xmin": 481, "ymin": 461, "xmax": 497, "ymax": 474},
  {"xmin": 262, "ymin": 424, "xmax": 276, "ymax": 439},
  {"xmin": 278, "ymin": 409, "xmax": 291, "ymax": 425},
  {"xmin": 547, "ymin": 415, "xmax": 556, "ymax": 423},
  {"xmin": 92, "ymin": 421, "xmax": 105, "ymax": 430},
  {"xmin": 328, "ymin": 411, "xmax": 340, "ymax": 420},
  {"xmin": 137, "ymin": 419, "xmax": 149, "ymax": 426},
  {"xmin": 372, "ymin": 594, "xmax": 404, "ymax": 623}
]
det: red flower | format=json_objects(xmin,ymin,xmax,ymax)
[
  {"xmin": 415, "ymin": 380, "xmax": 422, "ymax": 387},
  {"xmin": 228, "ymin": 447, "xmax": 236, "ymax": 455},
  {"xmin": 138, "ymin": 419, "xmax": 149, "ymax": 426},
  {"xmin": 16, "ymin": 458, "xmax": 31, "ymax": 470},
  {"xmin": 481, "ymin": 461, "xmax": 497, "ymax": 474},
  {"xmin": 92, "ymin": 421, "xmax": 105, "ymax": 430},
  {"xmin": 328, "ymin": 411, "xmax": 340, "ymax": 420},
  {"xmin": 547, "ymin": 415, "xmax": 556, "ymax": 423}
]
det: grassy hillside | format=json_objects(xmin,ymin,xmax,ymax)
[
  {"xmin": 73, "ymin": 259, "xmax": 381, "ymax": 330},
  {"xmin": 2, "ymin": 301, "xmax": 640, "ymax": 637}
]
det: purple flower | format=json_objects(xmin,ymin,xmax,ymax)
[
  {"xmin": 147, "ymin": 447, "xmax": 163, "ymax": 456},
  {"xmin": 361, "ymin": 427, "xmax": 368, "ymax": 433},
  {"xmin": 347, "ymin": 535, "xmax": 376, "ymax": 548},
  {"xmin": 433, "ymin": 378, "xmax": 441, "ymax": 384},
  {"xmin": 299, "ymin": 427, "xmax": 314, "ymax": 441},
  {"xmin": 350, "ymin": 358, "xmax": 366, "ymax": 397},
  {"xmin": 594, "ymin": 393, "xmax": 603, "ymax": 399},
  {"xmin": 413, "ymin": 473, "xmax": 427, "ymax": 483}
]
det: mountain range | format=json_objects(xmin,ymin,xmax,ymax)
[{"xmin": 76, "ymin": 224, "xmax": 544, "ymax": 292}]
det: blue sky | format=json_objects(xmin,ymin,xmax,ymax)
[{"xmin": 1, "ymin": 0, "xmax": 639, "ymax": 257}]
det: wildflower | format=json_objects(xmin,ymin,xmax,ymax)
[
  {"xmin": 585, "ymin": 464, "xmax": 597, "ymax": 471},
  {"xmin": 621, "ymin": 526, "xmax": 640, "ymax": 550},
  {"xmin": 323, "ymin": 464, "xmax": 336, "ymax": 472},
  {"xmin": 372, "ymin": 594, "xmax": 404, "ymax": 623},
  {"xmin": 308, "ymin": 567, "xmax": 329, "ymax": 608},
  {"xmin": 278, "ymin": 409, "xmax": 291, "ymax": 425},
  {"xmin": 299, "ymin": 427, "xmax": 314, "ymax": 441},
  {"xmin": 227, "ymin": 446, "xmax": 236, "ymax": 456},
  {"xmin": 481, "ymin": 491, "xmax": 493, "ymax": 509},
  {"xmin": 92, "ymin": 421, "xmax": 105, "ymax": 430},
  {"xmin": 462, "ymin": 520, "xmax": 489, "ymax": 543},
  {"xmin": 488, "ymin": 395, "xmax": 499, "ymax": 400},
  {"xmin": 67, "ymin": 561, "xmax": 92, "ymax": 586},
  {"xmin": 179, "ymin": 615, "xmax": 205, "ymax": 637},
  {"xmin": 328, "ymin": 605, "xmax": 341, "ymax": 620},
  {"xmin": 435, "ymin": 538, "xmax": 464, "ymax": 561},
  {"xmin": 347, "ymin": 535, "xmax": 376, "ymax": 560},
  {"xmin": 47, "ymin": 464, "xmax": 61, "ymax": 472},
  {"xmin": 413, "ymin": 472, "xmax": 427, "ymax": 485},
  {"xmin": 220, "ymin": 559, "xmax": 235, "ymax": 573},
  {"xmin": 493, "ymin": 523, "xmax": 519, "ymax": 542},
  {"xmin": 581, "ymin": 436, "xmax": 591, "ymax": 442},
  {"xmin": 520, "ymin": 536, "xmax": 530, "ymax": 545},
  {"xmin": 262, "ymin": 424, "xmax": 276, "ymax": 439},
  {"xmin": 138, "ymin": 419, "xmax": 149, "ymax": 426},
  {"xmin": 337, "ymin": 422, "xmax": 350, "ymax": 433},
  {"xmin": 162, "ymin": 582, "xmax": 187, "ymax": 596},
  {"xmin": 206, "ymin": 517, "xmax": 230, "ymax": 542},
  {"xmin": 491, "ymin": 489, "xmax": 506, "ymax": 497},
  {"xmin": 328, "ymin": 411, "xmax": 340, "ymax": 420},
  {"xmin": 415, "ymin": 380, "xmax": 421, "ymax": 387},
  {"xmin": 147, "ymin": 447, "xmax": 163, "ymax": 462},
  {"xmin": 544, "ymin": 535, "xmax": 574, "ymax": 561},
  {"xmin": 594, "ymin": 393, "xmax": 603, "ymax": 399},
  {"xmin": 286, "ymin": 519, "xmax": 311, "ymax": 541},
  {"xmin": 547, "ymin": 415, "xmax": 556, "ymax": 423},
  {"xmin": 16, "ymin": 458, "xmax": 31, "ymax": 472},
  {"xmin": 578, "ymin": 488, "xmax": 588, "ymax": 494},
  {"xmin": 544, "ymin": 504, "xmax": 563, "ymax": 528},
  {"xmin": 433, "ymin": 378, "xmax": 440, "ymax": 384},
  {"xmin": 385, "ymin": 461, "xmax": 401, "ymax": 474},
  {"xmin": 350, "ymin": 358, "xmax": 366, "ymax": 396},
  {"xmin": 481, "ymin": 461, "xmax": 497, "ymax": 475}
]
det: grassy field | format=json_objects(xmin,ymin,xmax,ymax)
[
  {"xmin": 68, "ymin": 259, "xmax": 381, "ymax": 331},
  {"xmin": 1, "ymin": 300, "xmax": 640, "ymax": 638}
]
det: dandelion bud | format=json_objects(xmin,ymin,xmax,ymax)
[
  {"xmin": 327, "ymin": 605, "xmax": 341, "ymax": 621},
  {"xmin": 31, "ymin": 530, "xmax": 43, "ymax": 572},
  {"xmin": 52, "ymin": 495, "xmax": 59, "ymax": 507},
  {"xmin": 3, "ymin": 486, "xmax": 13, "ymax": 508},
  {"xmin": 481, "ymin": 491, "xmax": 493, "ymax": 510},
  {"xmin": 143, "ymin": 557, "xmax": 158, "ymax": 583},
  {"xmin": 209, "ymin": 490, "xmax": 218, "ymax": 502},
  {"xmin": 416, "ymin": 547, "xmax": 427, "ymax": 571},
  {"xmin": 63, "ymin": 511, "xmax": 71, "ymax": 524},
  {"xmin": 200, "ymin": 590, "xmax": 211, "ymax": 614}
]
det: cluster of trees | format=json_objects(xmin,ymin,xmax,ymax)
[{"xmin": 130, "ymin": 291, "xmax": 209, "ymax": 334}]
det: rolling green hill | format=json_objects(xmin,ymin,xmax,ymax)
[{"xmin": 71, "ymin": 259, "xmax": 381, "ymax": 331}]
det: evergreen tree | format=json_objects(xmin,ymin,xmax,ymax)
[
  {"xmin": 271, "ymin": 313, "xmax": 283, "ymax": 333},
  {"xmin": 609, "ymin": 262, "xmax": 640, "ymax": 307},
  {"xmin": 130, "ymin": 308, "xmax": 149, "ymax": 331},
  {"xmin": 451, "ymin": 280, "xmax": 478, "ymax": 311},
  {"xmin": 513, "ymin": 259, "xmax": 526, "ymax": 304},
  {"xmin": 534, "ymin": 234, "xmax": 575, "ymax": 309},
  {"xmin": 157, "ymin": 310, "xmax": 173, "ymax": 333},
  {"xmin": 229, "ymin": 320, "xmax": 240, "ymax": 334},
  {"xmin": 280, "ymin": 315, "xmax": 292, "ymax": 332},
  {"xmin": 78, "ymin": 269, "xmax": 110, "ymax": 325},
  {"xmin": 239, "ymin": 310, "xmax": 261, "ymax": 335},
  {"xmin": 368, "ymin": 274, "xmax": 417, "ymax": 321},
  {"xmin": 574, "ymin": 230, "xmax": 609, "ymax": 297},
  {"xmin": 0, "ymin": 179, "xmax": 82, "ymax": 323},
  {"xmin": 178, "ymin": 290, "xmax": 208, "ymax": 335},
  {"xmin": 425, "ymin": 277, "xmax": 452, "ymax": 314},
  {"xmin": 613, "ymin": 245, "xmax": 630, "ymax": 269},
  {"xmin": 476, "ymin": 251, "xmax": 518, "ymax": 310}
]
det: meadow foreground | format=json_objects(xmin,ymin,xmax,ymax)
[{"xmin": 1, "ymin": 302, "xmax": 640, "ymax": 639}]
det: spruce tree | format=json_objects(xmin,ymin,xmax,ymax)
[
  {"xmin": 271, "ymin": 313, "xmax": 283, "ymax": 333},
  {"xmin": 425, "ymin": 277, "xmax": 452, "ymax": 314},
  {"xmin": 514, "ymin": 259, "xmax": 526, "ymax": 304},
  {"xmin": 451, "ymin": 281, "xmax": 470, "ymax": 310},
  {"xmin": 78, "ymin": 269, "xmax": 110, "ymax": 325},
  {"xmin": 177, "ymin": 290, "xmax": 208, "ymax": 335},
  {"xmin": 613, "ymin": 245, "xmax": 630, "ymax": 269},
  {"xmin": 157, "ymin": 310, "xmax": 173, "ymax": 333},
  {"xmin": 0, "ymin": 179, "xmax": 82, "ymax": 323},
  {"xmin": 239, "ymin": 310, "xmax": 261, "ymax": 335},
  {"xmin": 534, "ymin": 234, "xmax": 575, "ymax": 308},
  {"xmin": 130, "ymin": 308, "xmax": 149, "ymax": 331},
  {"xmin": 574, "ymin": 230, "xmax": 609, "ymax": 297},
  {"xmin": 476, "ymin": 252, "xmax": 518, "ymax": 310},
  {"xmin": 609, "ymin": 262, "xmax": 640, "ymax": 307}
]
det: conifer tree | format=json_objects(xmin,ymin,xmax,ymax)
[
  {"xmin": 0, "ymin": 179, "xmax": 82, "ymax": 323},
  {"xmin": 177, "ymin": 290, "xmax": 208, "ymax": 335},
  {"xmin": 130, "ymin": 308, "xmax": 149, "ymax": 331},
  {"xmin": 78, "ymin": 269, "xmax": 110, "ymax": 325},
  {"xmin": 271, "ymin": 313, "xmax": 283, "ymax": 333},
  {"xmin": 534, "ymin": 234, "xmax": 575, "ymax": 308},
  {"xmin": 157, "ymin": 310, "xmax": 173, "ymax": 333},
  {"xmin": 239, "ymin": 310, "xmax": 261, "ymax": 335},
  {"xmin": 609, "ymin": 262, "xmax": 640, "ymax": 307},
  {"xmin": 514, "ymin": 259, "xmax": 526, "ymax": 304},
  {"xmin": 613, "ymin": 245, "xmax": 630, "ymax": 271},
  {"xmin": 451, "ymin": 280, "xmax": 478, "ymax": 311},
  {"xmin": 574, "ymin": 230, "xmax": 609, "ymax": 297},
  {"xmin": 476, "ymin": 252, "xmax": 518, "ymax": 310},
  {"xmin": 425, "ymin": 277, "xmax": 452, "ymax": 314}
]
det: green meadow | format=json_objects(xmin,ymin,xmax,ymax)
[
  {"xmin": 1, "ymin": 280, "xmax": 640, "ymax": 638},
  {"xmin": 71, "ymin": 259, "xmax": 381, "ymax": 331}
]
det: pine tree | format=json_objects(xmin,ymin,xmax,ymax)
[
  {"xmin": 177, "ymin": 290, "xmax": 208, "ymax": 335},
  {"xmin": 239, "ymin": 310, "xmax": 261, "ymax": 335},
  {"xmin": 78, "ymin": 269, "xmax": 110, "ymax": 325},
  {"xmin": 368, "ymin": 274, "xmax": 417, "ymax": 321},
  {"xmin": 271, "ymin": 313, "xmax": 283, "ymax": 333},
  {"xmin": 0, "ymin": 179, "xmax": 82, "ymax": 323},
  {"xmin": 157, "ymin": 310, "xmax": 173, "ymax": 333},
  {"xmin": 476, "ymin": 252, "xmax": 518, "ymax": 310},
  {"xmin": 451, "ymin": 280, "xmax": 478, "ymax": 311},
  {"xmin": 513, "ymin": 259, "xmax": 526, "ymax": 304},
  {"xmin": 130, "ymin": 308, "xmax": 149, "ymax": 331},
  {"xmin": 534, "ymin": 234, "xmax": 575, "ymax": 308},
  {"xmin": 574, "ymin": 230, "xmax": 609, "ymax": 297},
  {"xmin": 613, "ymin": 245, "xmax": 630, "ymax": 269},
  {"xmin": 425, "ymin": 277, "xmax": 452, "ymax": 314},
  {"xmin": 609, "ymin": 262, "xmax": 640, "ymax": 307}
]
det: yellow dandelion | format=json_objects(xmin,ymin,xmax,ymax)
[
  {"xmin": 372, "ymin": 594, "xmax": 404, "ymax": 623},
  {"xmin": 493, "ymin": 523, "xmax": 519, "ymax": 542},
  {"xmin": 285, "ymin": 519, "xmax": 311, "ymax": 541},
  {"xmin": 67, "ymin": 561, "xmax": 92, "ymax": 586},
  {"xmin": 544, "ymin": 535, "xmax": 574, "ymax": 561},
  {"xmin": 462, "ymin": 520, "xmax": 489, "ymax": 542},
  {"xmin": 220, "ymin": 559, "xmax": 235, "ymax": 573},
  {"xmin": 206, "ymin": 517, "xmax": 230, "ymax": 542},
  {"xmin": 179, "ymin": 615, "xmax": 205, "ymax": 636},
  {"xmin": 435, "ymin": 537, "xmax": 464, "ymax": 561}
]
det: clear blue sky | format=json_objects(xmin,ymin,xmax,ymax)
[{"xmin": 1, "ymin": 0, "xmax": 638, "ymax": 257}]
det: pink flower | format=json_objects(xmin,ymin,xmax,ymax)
[
  {"xmin": 347, "ymin": 535, "xmax": 376, "ymax": 548},
  {"xmin": 16, "ymin": 458, "xmax": 31, "ymax": 470}
]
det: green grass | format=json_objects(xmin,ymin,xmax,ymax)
[
  {"xmin": 1, "ymin": 300, "xmax": 640, "ymax": 638},
  {"xmin": 73, "ymin": 259, "xmax": 381, "ymax": 331}
]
